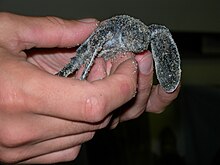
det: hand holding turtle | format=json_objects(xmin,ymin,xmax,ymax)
[{"xmin": 0, "ymin": 13, "xmax": 180, "ymax": 164}]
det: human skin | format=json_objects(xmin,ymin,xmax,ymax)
[{"xmin": 0, "ymin": 12, "xmax": 180, "ymax": 164}]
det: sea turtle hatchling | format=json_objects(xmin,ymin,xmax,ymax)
[{"xmin": 56, "ymin": 15, "xmax": 181, "ymax": 93}]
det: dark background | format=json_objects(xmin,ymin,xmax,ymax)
[{"xmin": 1, "ymin": 0, "xmax": 220, "ymax": 164}]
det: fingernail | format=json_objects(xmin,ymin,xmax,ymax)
[
  {"xmin": 78, "ymin": 18, "xmax": 97, "ymax": 23},
  {"xmin": 138, "ymin": 55, "xmax": 153, "ymax": 75}
]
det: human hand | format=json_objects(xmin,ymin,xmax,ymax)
[
  {"xmin": 110, "ymin": 50, "xmax": 180, "ymax": 128},
  {"xmin": 0, "ymin": 13, "xmax": 138, "ymax": 164}
]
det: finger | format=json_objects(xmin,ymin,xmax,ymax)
[
  {"xmin": 146, "ymin": 84, "xmax": 180, "ymax": 113},
  {"xmin": 76, "ymin": 58, "xmax": 107, "ymax": 81},
  {"xmin": 118, "ymin": 51, "xmax": 154, "ymax": 122},
  {"xmin": 4, "ymin": 133, "xmax": 92, "ymax": 163},
  {"xmin": 110, "ymin": 117, "xmax": 120, "ymax": 129},
  {"xmin": 26, "ymin": 48, "xmax": 78, "ymax": 73},
  {"xmin": 25, "ymin": 57, "xmax": 138, "ymax": 123},
  {"xmin": 32, "ymin": 115, "xmax": 111, "ymax": 141},
  {"xmin": 87, "ymin": 58, "xmax": 107, "ymax": 81},
  {"xmin": 0, "ymin": 107, "xmax": 111, "ymax": 146},
  {"xmin": 27, "ymin": 133, "xmax": 93, "ymax": 160},
  {"xmin": 20, "ymin": 146, "xmax": 81, "ymax": 164},
  {"xmin": 109, "ymin": 52, "xmax": 135, "ymax": 74},
  {"xmin": 0, "ymin": 12, "xmax": 98, "ymax": 52}
]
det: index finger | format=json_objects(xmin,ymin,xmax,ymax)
[
  {"xmin": 0, "ymin": 12, "xmax": 98, "ymax": 51},
  {"xmin": 25, "ymin": 56, "xmax": 138, "ymax": 123}
]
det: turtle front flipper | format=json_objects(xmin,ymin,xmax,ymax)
[
  {"xmin": 149, "ymin": 25, "xmax": 181, "ymax": 93},
  {"xmin": 56, "ymin": 56, "xmax": 83, "ymax": 77}
]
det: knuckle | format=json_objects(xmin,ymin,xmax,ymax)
[
  {"xmin": 126, "ymin": 112, "xmax": 141, "ymax": 120},
  {"xmin": 152, "ymin": 108, "xmax": 165, "ymax": 114},
  {"xmin": 45, "ymin": 16, "xmax": 66, "ymax": 45},
  {"xmin": 0, "ymin": 12, "xmax": 13, "ymax": 25},
  {"xmin": 87, "ymin": 132, "xmax": 95, "ymax": 141},
  {"xmin": 0, "ymin": 12, "xmax": 16, "ymax": 45},
  {"xmin": 98, "ymin": 117, "xmax": 111, "ymax": 130},
  {"xmin": 0, "ymin": 150, "xmax": 21, "ymax": 164},
  {"xmin": 63, "ymin": 147, "xmax": 81, "ymax": 162},
  {"xmin": 0, "ymin": 125, "xmax": 32, "ymax": 148},
  {"xmin": 83, "ymin": 94, "xmax": 107, "ymax": 123},
  {"xmin": 138, "ymin": 81, "xmax": 152, "ymax": 93},
  {"xmin": 0, "ymin": 82, "xmax": 25, "ymax": 113},
  {"xmin": 0, "ymin": 95, "xmax": 16, "ymax": 113},
  {"xmin": 146, "ymin": 102, "xmax": 165, "ymax": 114},
  {"xmin": 118, "ymin": 75, "xmax": 137, "ymax": 100},
  {"xmin": 0, "ymin": 129, "xmax": 35, "ymax": 163},
  {"xmin": 46, "ymin": 16, "xmax": 65, "ymax": 26},
  {"xmin": 0, "ymin": 130, "xmax": 19, "ymax": 148},
  {"xmin": 131, "ymin": 110, "xmax": 144, "ymax": 119},
  {"xmin": 123, "ymin": 108, "xmax": 144, "ymax": 121}
]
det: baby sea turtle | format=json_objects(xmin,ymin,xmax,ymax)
[{"xmin": 56, "ymin": 15, "xmax": 181, "ymax": 93}]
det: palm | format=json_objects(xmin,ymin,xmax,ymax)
[
  {"xmin": 26, "ymin": 48, "xmax": 108, "ymax": 80},
  {"xmin": 26, "ymin": 48, "xmax": 76, "ymax": 74}
]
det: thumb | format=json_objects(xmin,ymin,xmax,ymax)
[{"xmin": 25, "ymin": 55, "xmax": 138, "ymax": 122}]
